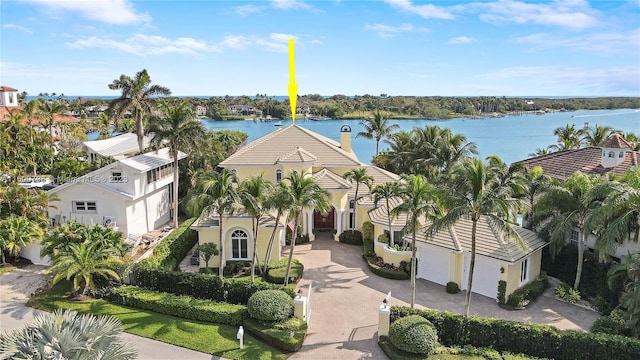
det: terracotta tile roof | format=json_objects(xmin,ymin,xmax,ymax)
[
  {"xmin": 0, "ymin": 86, "xmax": 18, "ymax": 91},
  {"xmin": 0, "ymin": 106, "xmax": 78, "ymax": 125},
  {"xmin": 599, "ymin": 133, "xmax": 632, "ymax": 149},
  {"xmin": 411, "ymin": 217, "xmax": 547, "ymax": 263},
  {"xmin": 220, "ymin": 124, "xmax": 360, "ymax": 168}
]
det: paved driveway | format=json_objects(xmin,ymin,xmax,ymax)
[{"xmin": 289, "ymin": 233, "xmax": 600, "ymax": 360}]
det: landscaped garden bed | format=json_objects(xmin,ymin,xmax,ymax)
[{"xmin": 364, "ymin": 255, "xmax": 410, "ymax": 280}]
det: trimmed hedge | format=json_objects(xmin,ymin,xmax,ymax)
[
  {"xmin": 446, "ymin": 282, "xmax": 460, "ymax": 294},
  {"xmin": 243, "ymin": 318, "xmax": 307, "ymax": 352},
  {"xmin": 390, "ymin": 306, "xmax": 640, "ymax": 360},
  {"xmin": 247, "ymin": 290, "xmax": 293, "ymax": 322},
  {"xmin": 137, "ymin": 218, "xmax": 198, "ymax": 270},
  {"xmin": 507, "ymin": 271, "xmax": 548, "ymax": 307},
  {"xmin": 265, "ymin": 258, "xmax": 304, "ymax": 284},
  {"xmin": 339, "ymin": 230, "xmax": 363, "ymax": 245},
  {"xmin": 131, "ymin": 267, "xmax": 295, "ymax": 304},
  {"xmin": 389, "ymin": 315, "xmax": 439, "ymax": 355},
  {"xmin": 364, "ymin": 256, "xmax": 410, "ymax": 280},
  {"xmin": 379, "ymin": 338, "xmax": 548, "ymax": 360},
  {"xmin": 109, "ymin": 285, "xmax": 248, "ymax": 325}
]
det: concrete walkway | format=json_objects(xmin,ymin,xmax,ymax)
[{"xmin": 289, "ymin": 233, "xmax": 600, "ymax": 360}]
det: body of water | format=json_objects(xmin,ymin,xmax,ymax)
[{"xmin": 200, "ymin": 109, "xmax": 640, "ymax": 165}]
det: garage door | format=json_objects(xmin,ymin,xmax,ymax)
[
  {"xmin": 417, "ymin": 246, "xmax": 450, "ymax": 286},
  {"xmin": 462, "ymin": 255, "xmax": 500, "ymax": 300}
]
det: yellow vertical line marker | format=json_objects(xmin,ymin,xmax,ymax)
[{"xmin": 287, "ymin": 39, "xmax": 298, "ymax": 124}]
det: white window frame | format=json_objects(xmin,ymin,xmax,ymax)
[
  {"xmin": 348, "ymin": 199, "xmax": 355, "ymax": 229},
  {"xmin": 520, "ymin": 257, "xmax": 530, "ymax": 284},
  {"xmin": 73, "ymin": 201, "xmax": 97, "ymax": 213},
  {"xmin": 275, "ymin": 169, "xmax": 283, "ymax": 182},
  {"xmin": 570, "ymin": 229, "xmax": 579, "ymax": 246},
  {"xmin": 230, "ymin": 229, "xmax": 249, "ymax": 260}
]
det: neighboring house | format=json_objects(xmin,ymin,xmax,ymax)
[
  {"xmin": 227, "ymin": 104, "xmax": 263, "ymax": 117},
  {"xmin": 195, "ymin": 105, "xmax": 207, "ymax": 117},
  {"xmin": 26, "ymin": 147, "xmax": 186, "ymax": 264},
  {"xmin": 519, "ymin": 133, "xmax": 640, "ymax": 259},
  {"xmin": 0, "ymin": 86, "xmax": 19, "ymax": 107},
  {"xmin": 79, "ymin": 133, "xmax": 153, "ymax": 161}
]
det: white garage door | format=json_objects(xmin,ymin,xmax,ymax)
[
  {"xmin": 417, "ymin": 246, "xmax": 450, "ymax": 286},
  {"xmin": 462, "ymin": 255, "xmax": 500, "ymax": 300}
]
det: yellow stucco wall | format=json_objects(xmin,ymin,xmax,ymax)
[
  {"xmin": 374, "ymin": 240, "xmax": 411, "ymax": 266},
  {"xmin": 500, "ymin": 249, "xmax": 543, "ymax": 298}
]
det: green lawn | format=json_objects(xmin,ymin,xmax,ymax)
[{"xmin": 28, "ymin": 283, "xmax": 288, "ymax": 360}]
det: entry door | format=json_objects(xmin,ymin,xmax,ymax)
[{"xmin": 313, "ymin": 208, "xmax": 335, "ymax": 230}]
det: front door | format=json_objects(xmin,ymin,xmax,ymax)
[{"xmin": 313, "ymin": 207, "xmax": 335, "ymax": 230}]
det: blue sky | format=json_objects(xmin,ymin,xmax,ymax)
[{"xmin": 1, "ymin": 0, "xmax": 639, "ymax": 97}]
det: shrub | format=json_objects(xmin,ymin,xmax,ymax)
[
  {"xmin": 507, "ymin": 293, "xmax": 525, "ymax": 307},
  {"xmin": 377, "ymin": 234, "xmax": 390, "ymax": 245},
  {"xmin": 362, "ymin": 221, "xmax": 374, "ymax": 241},
  {"xmin": 136, "ymin": 218, "xmax": 198, "ymax": 270},
  {"xmin": 363, "ymin": 238, "xmax": 374, "ymax": 257},
  {"xmin": 339, "ymin": 230, "xmax": 363, "ymax": 245},
  {"xmin": 555, "ymin": 282, "xmax": 581, "ymax": 304},
  {"xmin": 364, "ymin": 256, "xmax": 409, "ymax": 280},
  {"xmin": 243, "ymin": 317, "xmax": 307, "ymax": 352},
  {"xmin": 591, "ymin": 309, "xmax": 633, "ymax": 337},
  {"xmin": 110, "ymin": 285, "xmax": 248, "ymax": 325},
  {"xmin": 247, "ymin": 290, "xmax": 294, "ymax": 322},
  {"xmin": 389, "ymin": 315, "xmax": 439, "ymax": 355},
  {"xmin": 506, "ymin": 271, "xmax": 548, "ymax": 307},
  {"xmin": 265, "ymin": 258, "xmax": 304, "ymax": 284},
  {"xmin": 446, "ymin": 282, "xmax": 460, "ymax": 294},
  {"xmin": 498, "ymin": 280, "xmax": 507, "ymax": 304}
]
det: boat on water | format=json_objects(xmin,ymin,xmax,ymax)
[{"xmin": 273, "ymin": 121, "xmax": 283, "ymax": 127}]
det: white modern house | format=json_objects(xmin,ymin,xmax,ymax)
[
  {"xmin": 79, "ymin": 133, "xmax": 153, "ymax": 161},
  {"xmin": 20, "ymin": 148, "xmax": 187, "ymax": 264}
]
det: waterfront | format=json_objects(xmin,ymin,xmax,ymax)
[{"xmin": 200, "ymin": 109, "xmax": 640, "ymax": 165}]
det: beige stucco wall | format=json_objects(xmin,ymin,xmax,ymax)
[
  {"xmin": 501, "ymin": 249, "xmax": 543, "ymax": 298},
  {"xmin": 374, "ymin": 240, "xmax": 411, "ymax": 266}
]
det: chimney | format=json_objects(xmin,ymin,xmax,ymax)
[{"xmin": 340, "ymin": 125, "xmax": 352, "ymax": 153}]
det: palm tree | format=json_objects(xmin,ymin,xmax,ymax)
[
  {"xmin": 147, "ymin": 101, "xmax": 206, "ymax": 229},
  {"xmin": 357, "ymin": 109, "xmax": 399, "ymax": 156},
  {"xmin": 282, "ymin": 170, "xmax": 330, "ymax": 286},
  {"xmin": 38, "ymin": 100, "xmax": 67, "ymax": 147},
  {"xmin": 0, "ymin": 185, "xmax": 58, "ymax": 228},
  {"xmin": 0, "ymin": 309, "xmax": 137, "ymax": 360},
  {"xmin": 550, "ymin": 124, "xmax": 583, "ymax": 151},
  {"xmin": 48, "ymin": 241, "xmax": 123, "ymax": 296},
  {"xmin": 392, "ymin": 174, "xmax": 442, "ymax": 308},
  {"xmin": 428, "ymin": 158, "xmax": 524, "ymax": 316},
  {"xmin": 532, "ymin": 171, "xmax": 603, "ymax": 289},
  {"xmin": 607, "ymin": 253, "xmax": 640, "ymax": 336},
  {"xmin": 108, "ymin": 69, "xmax": 171, "ymax": 153},
  {"xmin": 261, "ymin": 181, "xmax": 294, "ymax": 273},
  {"xmin": 582, "ymin": 124, "xmax": 616, "ymax": 147},
  {"xmin": 186, "ymin": 169, "xmax": 239, "ymax": 279},
  {"xmin": 343, "ymin": 167, "xmax": 373, "ymax": 234},
  {"xmin": 518, "ymin": 165, "xmax": 552, "ymax": 229},
  {"xmin": 20, "ymin": 99, "xmax": 41, "ymax": 150},
  {"xmin": 0, "ymin": 216, "xmax": 43, "ymax": 264},
  {"xmin": 371, "ymin": 181, "xmax": 400, "ymax": 246},
  {"xmin": 239, "ymin": 174, "xmax": 274, "ymax": 282}
]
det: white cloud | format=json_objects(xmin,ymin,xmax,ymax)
[
  {"xmin": 220, "ymin": 35, "xmax": 251, "ymax": 50},
  {"xmin": 270, "ymin": 0, "xmax": 310, "ymax": 10},
  {"xmin": 514, "ymin": 29, "xmax": 640, "ymax": 55},
  {"xmin": 470, "ymin": 0, "xmax": 599, "ymax": 30},
  {"xmin": 66, "ymin": 34, "xmax": 219, "ymax": 56},
  {"xmin": 383, "ymin": 0, "xmax": 455, "ymax": 20},
  {"xmin": 449, "ymin": 36, "xmax": 476, "ymax": 44},
  {"xmin": 22, "ymin": 0, "xmax": 150, "ymax": 25},
  {"xmin": 255, "ymin": 33, "xmax": 296, "ymax": 52},
  {"xmin": 309, "ymin": 39, "xmax": 323, "ymax": 45},
  {"xmin": 234, "ymin": 5, "xmax": 261, "ymax": 16},
  {"xmin": 3, "ymin": 24, "xmax": 34, "ymax": 34},
  {"xmin": 365, "ymin": 23, "xmax": 429, "ymax": 38}
]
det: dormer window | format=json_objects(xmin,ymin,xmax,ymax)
[{"xmin": 608, "ymin": 151, "xmax": 615, "ymax": 158}]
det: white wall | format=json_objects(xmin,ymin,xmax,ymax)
[
  {"xmin": 125, "ymin": 184, "xmax": 171, "ymax": 237},
  {"xmin": 19, "ymin": 240, "xmax": 51, "ymax": 265}
]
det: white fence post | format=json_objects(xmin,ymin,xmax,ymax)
[{"xmin": 378, "ymin": 291, "xmax": 391, "ymax": 340}]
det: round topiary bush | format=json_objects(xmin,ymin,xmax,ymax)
[
  {"xmin": 247, "ymin": 290, "xmax": 294, "ymax": 322},
  {"xmin": 389, "ymin": 315, "xmax": 439, "ymax": 355},
  {"xmin": 446, "ymin": 281, "xmax": 460, "ymax": 294}
]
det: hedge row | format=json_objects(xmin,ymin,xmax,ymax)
[
  {"xmin": 339, "ymin": 230, "xmax": 363, "ymax": 245},
  {"xmin": 506, "ymin": 271, "xmax": 548, "ymax": 307},
  {"xmin": 131, "ymin": 267, "xmax": 295, "ymax": 305},
  {"xmin": 265, "ymin": 258, "xmax": 304, "ymax": 284},
  {"xmin": 137, "ymin": 217, "xmax": 198, "ymax": 270},
  {"xmin": 109, "ymin": 285, "xmax": 248, "ymax": 326},
  {"xmin": 243, "ymin": 318, "xmax": 307, "ymax": 352},
  {"xmin": 390, "ymin": 306, "xmax": 640, "ymax": 360},
  {"xmin": 364, "ymin": 256, "xmax": 410, "ymax": 280}
]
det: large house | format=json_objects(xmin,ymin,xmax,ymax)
[
  {"xmin": 519, "ymin": 133, "xmax": 640, "ymax": 259},
  {"xmin": 192, "ymin": 124, "xmax": 545, "ymax": 300},
  {"xmin": 79, "ymin": 133, "xmax": 153, "ymax": 161}
]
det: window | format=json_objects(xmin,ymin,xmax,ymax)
[
  {"xmin": 146, "ymin": 163, "xmax": 174, "ymax": 184},
  {"xmin": 521, "ymin": 257, "xmax": 530, "ymax": 283},
  {"xmin": 608, "ymin": 151, "xmax": 615, "ymax": 158},
  {"xmin": 276, "ymin": 169, "xmax": 283, "ymax": 182},
  {"xmin": 73, "ymin": 201, "xmax": 97, "ymax": 213},
  {"xmin": 348, "ymin": 199, "xmax": 355, "ymax": 229},
  {"xmin": 111, "ymin": 171, "xmax": 123, "ymax": 182},
  {"xmin": 619, "ymin": 152, "xmax": 624, "ymax": 158},
  {"xmin": 570, "ymin": 230, "xmax": 579, "ymax": 246},
  {"xmin": 231, "ymin": 229, "xmax": 248, "ymax": 259}
]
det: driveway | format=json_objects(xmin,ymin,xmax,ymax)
[{"xmin": 289, "ymin": 233, "xmax": 600, "ymax": 360}]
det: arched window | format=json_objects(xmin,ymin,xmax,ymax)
[
  {"xmin": 348, "ymin": 199, "xmax": 355, "ymax": 229},
  {"xmin": 230, "ymin": 229, "xmax": 248, "ymax": 259},
  {"xmin": 276, "ymin": 169, "xmax": 283, "ymax": 182},
  {"xmin": 608, "ymin": 151, "xmax": 615, "ymax": 158},
  {"xmin": 619, "ymin": 152, "xmax": 624, "ymax": 158}
]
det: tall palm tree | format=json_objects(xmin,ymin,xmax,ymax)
[
  {"xmin": 186, "ymin": 169, "xmax": 239, "ymax": 279},
  {"xmin": 0, "ymin": 216, "xmax": 43, "ymax": 264},
  {"xmin": 518, "ymin": 165, "xmax": 552, "ymax": 229},
  {"xmin": 343, "ymin": 167, "xmax": 373, "ymax": 234},
  {"xmin": 582, "ymin": 124, "xmax": 616, "ymax": 147},
  {"xmin": 0, "ymin": 309, "xmax": 137, "ymax": 360},
  {"xmin": 282, "ymin": 170, "xmax": 330, "ymax": 285},
  {"xmin": 108, "ymin": 69, "xmax": 171, "ymax": 153},
  {"xmin": 372, "ymin": 181, "xmax": 401, "ymax": 246},
  {"xmin": 261, "ymin": 181, "xmax": 294, "ymax": 273},
  {"xmin": 147, "ymin": 101, "xmax": 206, "ymax": 229},
  {"xmin": 239, "ymin": 174, "xmax": 274, "ymax": 282},
  {"xmin": 428, "ymin": 158, "xmax": 524, "ymax": 316},
  {"xmin": 38, "ymin": 100, "xmax": 67, "ymax": 147},
  {"xmin": 357, "ymin": 109, "xmax": 399, "ymax": 156},
  {"xmin": 532, "ymin": 171, "xmax": 603, "ymax": 289},
  {"xmin": 96, "ymin": 112, "xmax": 114, "ymax": 140},
  {"xmin": 392, "ymin": 174, "xmax": 442, "ymax": 308},
  {"xmin": 20, "ymin": 99, "xmax": 41, "ymax": 151},
  {"xmin": 550, "ymin": 124, "xmax": 583, "ymax": 151},
  {"xmin": 48, "ymin": 241, "xmax": 123, "ymax": 296}
]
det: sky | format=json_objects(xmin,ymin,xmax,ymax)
[{"xmin": 1, "ymin": 0, "xmax": 639, "ymax": 97}]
